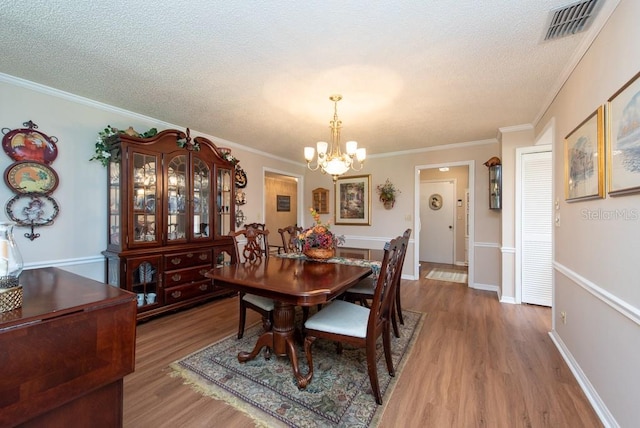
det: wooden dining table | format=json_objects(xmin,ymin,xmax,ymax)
[{"xmin": 205, "ymin": 255, "xmax": 373, "ymax": 387}]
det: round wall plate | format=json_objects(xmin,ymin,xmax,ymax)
[
  {"xmin": 2, "ymin": 125, "xmax": 58, "ymax": 164},
  {"xmin": 429, "ymin": 193, "xmax": 443, "ymax": 210},
  {"xmin": 4, "ymin": 161, "xmax": 59, "ymax": 194},
  {"xmin": 235, "ymin": 166, "xmax": 247, "ymax": 188},
  {"xmin": 5, "ymin": 194, "xmax": 60, "ymax": 226}
]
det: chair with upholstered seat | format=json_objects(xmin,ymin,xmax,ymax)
[
  {"xmin": 302, "ymin": 233, "xmax": 409, "ymax": 405},
  {"xmin": 278, "ymin": 225, "xmax": 303, "ymax": 254},
  {"xmin": 344, "ymin": 229, "xmax": 411, "ymax": 338},
  {"xmin": 230, "ymin": 225, "xmax": 274, "ymax": 340}
]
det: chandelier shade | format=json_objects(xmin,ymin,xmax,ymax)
[{"xmin": 304, "ymin": 95, "xmax": 366, "ymax": 181}]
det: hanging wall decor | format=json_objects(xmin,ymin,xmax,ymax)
[
  {"xmin": 5, "ymin": 194, "xmax": 60, "ymax": 240},
  {"xmin": 2, "ymin": 120, "xmax": 58, "ymax": 164},
  {"xmin": 2, "ymin": 120, "xmax": 61, "ymax": 240}
]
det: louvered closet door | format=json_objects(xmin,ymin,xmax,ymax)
[{"xmin": 521, "ymin": 151, "xmax": 552, "ymax": 306}]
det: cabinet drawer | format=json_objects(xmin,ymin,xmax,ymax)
[
  {"xmin": 164, "ymin": 250, "xmax": 212, "ymax": 269},
  {"xmin": 163, "ymin": 265, "xmax": 211, "ymax": 287},
  {"xmin": 164, "ymin": 280, "xmax": 213, "ymax": 304}
]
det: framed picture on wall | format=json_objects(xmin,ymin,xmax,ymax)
[
  {"xmin": 607, "ymin": 70, "xmax": 640, "ymax": 195},
  {"xmin": 276, "ymin": 195, "xmax": 290, "ymax": 212},
  {"xmin": 564, "ymin": 106, "xmax": 605, "ymax": 201},
  {"xmin": 334, "ymin": 174, "xmax": 371, "ymax": 225}
]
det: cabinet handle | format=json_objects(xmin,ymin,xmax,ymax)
[
  {"xmin": 199, "ymin": 253, "xmax": 208, "ymax": 260},
  {"xmin": 171, "ymin": 274, "xmax": 182, "ymax": 282},
  {"xmin": 186, "ymin": 253, "xmax": 194, "ymax": 258},
  {"xmin": 171, "ymin": 257, "xmax": 181, "ymax": 265},
  {"xmin": 199, "ymin": 269, "xmax": 208, "ymax": 276},
  {"xmin": 171, "ymin": 291, "xmax": 182, "ymax": 298},
  {"xmin": 199, "ymin": 284, "xmax": 209, "ymax": 291}
]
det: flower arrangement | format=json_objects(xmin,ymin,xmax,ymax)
[
  {"xmin": 376, "ymin": 178, "xmax": 401, "ymax": 208},
  {"xmin": 222, "ymin": 152, "xmax": 239, "ymax": 165},
  {"xmin": 176, "ymin": 137, "xmax": 200, "ymax": 151},
  {"xmin": 298, "ymin": 208, "xmax": 344, "ymax": 258},
  {"xmin": 90, "ymin": 125, "xmax": 158, "ymax": 166}
]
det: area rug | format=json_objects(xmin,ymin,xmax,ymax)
[
  {"xmin": 170, "ymin": 309, "xmax": 424, "ymax": 427},
  {"xmin": 425, "ymin": 267, "xmax": 468, "ymax": 284}
]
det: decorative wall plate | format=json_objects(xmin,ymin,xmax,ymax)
[
  {"xmin": 429, "ymin": 193, "xmax": 443, "ymax": 210},
  {"xmin": 4, "ymin": 161, "xmax": 59, "ymax": 194},
  {"xmin": 235, "ymin": 165, "xmax": 247, "ymax": 188},
  {"xmin": 6, "ymin": 194, "xmax": 60, "ymax": 226},
  {"xmin": 235, "ymin": 189, "xmax": 246, "ymax": 205},
  {"xmin": 2, "ymin": 121, "xmax": 58, "ymax": 164}
]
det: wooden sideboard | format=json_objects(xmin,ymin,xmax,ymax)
[{"xmin": 0, "ymin": 268, "xmax": 137, "ymax": 428}]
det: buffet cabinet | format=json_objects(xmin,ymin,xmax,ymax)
[
  {"xmin": 0, "ymin": 268, "xmax": 136, "ymax": 427},
  {"xmin": 103, "ymin": 129, "xmax": 237, "ymax": 320}
]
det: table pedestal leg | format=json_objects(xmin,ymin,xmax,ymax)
[{"xmin": 237, "ymin": 301, "xmax": 309, "ymax": 386}]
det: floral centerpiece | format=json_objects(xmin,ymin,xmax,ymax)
[{"xmin": 298, "ymin": 208, "xmax": 344, "ymax": 260}]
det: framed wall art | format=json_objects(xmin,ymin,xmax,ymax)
[
  {"xmin": 276, "ymin": 195, "xmax": 290, "ymax": 212},
  {"xmin": 335, "ymin": 174, "xmax": 371, "ymax": 225},
  {"xmin": 564, "ymin": 106, "xmax": 605, "ymax": 201},
  {"xmin": 607, "ymin": 70, "xmax": 640, "ymax": 195}
]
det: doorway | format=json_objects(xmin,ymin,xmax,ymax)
[
  {"xmin": 414, "ymin": 162, "xmax": 473, "ymax": 283},
  {"xmin": 263, "ymin": 169, "xmax": 303, "ymax": 244}
]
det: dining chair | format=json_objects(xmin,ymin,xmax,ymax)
[
  {"xmin": 343, "ymin": 229, "xmax": 411, "ymax": 338},
  {"xmin": 302, "ymin": 233, "xmax": 409, "ymax": 405},
  {"xmin": 278, "ymin": 225, "xmax": 303, "ymax": 254},
  {"xmin": 230, "ymin": 225, "xmax": 274, "ymax": 340}
]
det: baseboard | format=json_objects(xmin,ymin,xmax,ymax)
[{"xmin": 548, "ymin": 330, "xmax": 617, "ymax": 427}]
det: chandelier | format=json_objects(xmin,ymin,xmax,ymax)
[{"xmin": 304, "ymin": 94, "xmax": 366, "ymax": 181}]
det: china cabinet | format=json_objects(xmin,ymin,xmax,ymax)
[
  {"xmin": 312, "ymin": 187, "xmax": 329, "ymax": 213},
  {"xmin": 102, "ymin": 129, "xmax": 237, "ymax": 320},
  {"xmin": 489, "ymin": 165, "xmax": 502, "ymax": 210}
]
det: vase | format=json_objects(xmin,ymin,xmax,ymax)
[
  {"xmin": 304, "ymin": 247, "xmax": 335, "ymax": 260},
  {"xmin": 0, "ymin": 222, "xmax": 24, "ymax": 313},
  {"xmin": 382, "ymin": 199, "xmax": 394, "ymax": 209}
]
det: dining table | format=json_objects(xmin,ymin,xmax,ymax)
[{"xmin": 205, "ymin": 251, "xmax": 378, "ymax": 387}]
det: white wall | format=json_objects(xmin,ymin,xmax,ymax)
[
  {"xmin": 0, "ymin": 76, "xmax": 306, "ymax": 281},
  {"xmin": 537, "ymin": 0, "xmax": 640, "ymax": 425}
]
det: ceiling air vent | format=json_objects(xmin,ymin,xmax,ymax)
[{"xmin": 544, "ymin": 0, "xmax": 600, "ymax": 41}]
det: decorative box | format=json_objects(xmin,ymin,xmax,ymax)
[{"xmin": 0, "ymin": 284, "xmax": 23, "ymax": 313}]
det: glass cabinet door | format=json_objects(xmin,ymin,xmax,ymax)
[
  {"xmin": 192, "ymin": 157, "xmax": 211, "ymax": 239},
  {"xmin": 129, "ymin": 257, "xmax": 161, "ymax": 310},
  {"xmin": 132, "ymin": 152, "xmax": 158, "ymax": 244},
  {"xmin": 108, "ymin": 157, "xmax": 121, "ymax": 248},
  {"xmin": 167, "ymin": 155, "xmax": 187, "ymax": 242},
  {"xmin": 216, "ymin": 167, "xmax": 233, "ymax": 237},
  {"xmin": 489, "ymin": 165, "xmax": 502, "ymax": 210}
]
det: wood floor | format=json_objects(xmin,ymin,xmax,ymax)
[{"xmin": 123, "ymin": 263, "xmax": 602, "ymax": 427}]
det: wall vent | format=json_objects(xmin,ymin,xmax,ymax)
[{"xmin": 544, "ymin": 0, "xmax": 600, "ymax": 41}]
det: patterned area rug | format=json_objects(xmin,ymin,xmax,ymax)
[
  {"xmin": 425, "ymin": 267, "xmax": 468, "ymax": 284},
  {"xmin": 170, "ymin": 309, "xmax": 424, "ymax": 427}
]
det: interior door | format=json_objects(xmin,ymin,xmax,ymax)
[
  {"xmin": 521, "ymin": 150, "xmax": 552, "ymax": 306},
  {"xmin": 420, "ymin": 180, "xmax": 455, "ymax": 264}
]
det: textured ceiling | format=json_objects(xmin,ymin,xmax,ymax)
[{"xmin": 0, "ymin": 1, "xmax": 616, "ymax": 161}]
